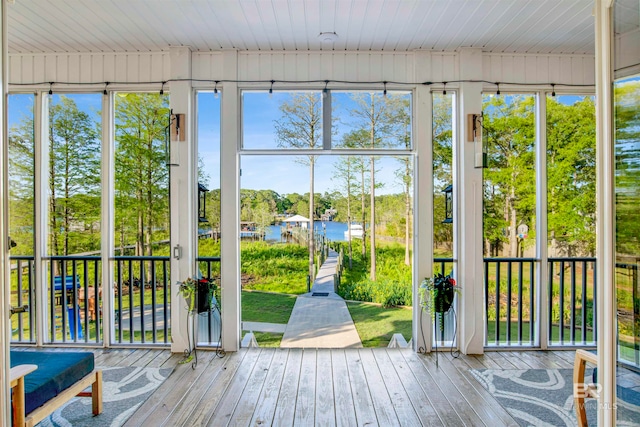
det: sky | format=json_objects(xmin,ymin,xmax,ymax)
[{"xmin": 199, "ymin": 90, "xmax": 412, "ymax": 196}]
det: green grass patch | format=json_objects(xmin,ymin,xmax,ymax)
[
  {"xmin": 241, "ymin": 290, "xmax": 297, "ymax": 324},
  {"xmin": 241, "ymin": 242, "xmax": 309, "ymax": 294},
  {"xmin": 243, "ymin": 331, "xmax": 284, "ymax": 347},
  {"xmin": 346, "ymin": 301, "xmax": 412, "ymax": 347}
]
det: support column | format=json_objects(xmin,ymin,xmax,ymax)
[
  {"xmin": 413, "ymin": 83, "xmax": 433, "ymax": 352},
  {"xmin": 456, "ymin": 48, "xmax": 484, "ymax": 354},
  {"xmin": 169, "ymin": 46, "xmax": 196, "ymax": 353},
  {"xmin": 220, "ymin": 50, "xmax": 240, "ymax": 351},
  {"xmin": 100, "ymin": 93, "xmax": 114, "ymax": 347},
  {"xmin": 0, "ymin": 0, "xmax": 9, "ymax": 423},
  {"xmin": 595, "ymin": 1, "xmax": 616, "ymax": 425},
  {"xmin": 535, "ymin": 92, "xmax": 548, "ymax": 349}
]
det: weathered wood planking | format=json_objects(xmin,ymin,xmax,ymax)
[
  {"xmin": 315, "ymin": 349, "xmax": 336, "ymax": 426},
  {"xmin": 77, "ymin": 347, "xmax": 600, "ymax": 426},
  {"xmin": 358, "ymin": 349, "xmax": 400, "ymax": 426},
  {"xmin": 330, "ymin": 349, "xmax": 357, "ymax": 427},
  {"xmin": 373, "ymin": 349, "xmax": 421, "ymax": 426},
  {"xmin": 294, "ymin": 349, "xmax": 317, "ymax": 426},
  {"xmin": 171, "ymin": 350, "xmax": 248, "ymax": 427},
  {"xmin": 227, "ymin": 349, "xmax": 275, "ymax": 426},
  {"xmin": 207, "ymin": 348, "xmax": 263, "ymax": 426},
  {"xmin": 400, "ymin": 350, "xmax": 464, "ymax": 426},
  {"xmin": 272, "ymin": 348, "xmax": 303, "ymax": 426},
  {"xmin": 344, "ymin": 348, "xmax": 378, "ymax": 426},
  {"xmin": 385, "ymin": 350, "xmax": 443, "ymax": 427},
  {"xmin": 249, "ymin": 348, "xmax": 290, "ymax": 427}
]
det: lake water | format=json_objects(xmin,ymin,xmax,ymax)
[{"xmin": 265, "ymin": 221, "xmax": 350, "ymax": 242}]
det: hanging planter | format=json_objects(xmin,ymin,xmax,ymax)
[
  {"xmin": 178, "ymin": 277, "xmax": 218, "ymax": 314},
  {"xmin": 420, "ymin": 273, "xmax": 460, "ymax": 333}
]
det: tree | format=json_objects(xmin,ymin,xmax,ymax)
[
  {"xmin": 114, "ymin": 93, "xmax": 169, "ymax": 257},
  {"xmin": 274, "ymin": 93, "xmax": 322, "ymax": 280},
  {"xmin": 48, "ymin": 96, "xmax": 101, "ymax": 257},
  {"xmin": 332, "ymin": 155, "xmax": 358, "ymax": 268},
  {"xmin": 387, "ymin": 95, "xmax": 413, "ymax": 265},
  {"xmin": 433, "ymin": 94, "xmax": 454, "ymax": 253},
  {"xmin": 8, "ymin": 103, "xmax": 36, "ymax": 256},
  {"xmin": 348, "ymin": 93, "xmax": 395, "ymax": 280},
  {"xmin": 340, "ymin": 129, "xmax": 370, "ymax": 259},
  {"xmin": 482, "ymin": 95, "xmax": 536, "ymax": 257},
  {"xmin": 547, "ymin": 96, "xmax": 596, "ymax": 257}
]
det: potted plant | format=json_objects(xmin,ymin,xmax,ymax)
[
  {"xmin": 420, "ymin": 272, "xmax": 460, "ymax": 333},
  {"xmin": 178, "ymin": 276, "xmax": 218, "ymax": 313}
]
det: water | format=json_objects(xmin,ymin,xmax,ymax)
[{"xmin": 265, "ymin": 221, "xmax": 350, "ymax": 242}]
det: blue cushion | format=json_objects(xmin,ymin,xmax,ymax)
[{"xmin": 10, "ymin": 350, "xmax": 94, "ymax": 415}]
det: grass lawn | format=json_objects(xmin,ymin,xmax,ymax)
[
  {"xmin": 243, "ymin": 331, "xmax": 284, "ymax": 347},
  {"xmin": 346, "ymin": 301, "xmax": 412, "ymax": 347},
  {"xmin": 241, "ymin": 290, "xmax": 297, "ymax": 324}
]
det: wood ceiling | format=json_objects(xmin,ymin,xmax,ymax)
[{"xmin": 7, "ymin": 0, "xmax": 597, "ymax": 55}]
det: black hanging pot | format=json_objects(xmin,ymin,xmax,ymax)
[
  {"xmin": 196, "ymin": 279, "xmax": 214, "ymax": 313},
  {"xmin": 434, "ymin": 286, "xmax": 455, "ymax": 314}
]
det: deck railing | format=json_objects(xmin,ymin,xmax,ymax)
[
  {"xmin": 46, "ymin": 256, "xmax": 103, "ymax": 344},
  {"xmin": 11, "ymin": 253, "xmax": 600, "ymax": 349},
  {"xmin": 9, "ymin": 256, "xmax": 35, "ymax": 343},
  {"xmin": 196, "ymin": 257, "xmax": 222, "ymax": 346},
  {"xmin": 484, "ymin": 258, "xmax": 537, "ymax": 346},
  {"xmin": 548, "ymin": 257, "xmax": 597, "ymax": 346},
  {"xmin": 113, "ymin": 256, "xmax": 171, "ymax": 345}
]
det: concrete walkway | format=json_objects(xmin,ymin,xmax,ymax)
[{"xmin": 280, "ymin": 250, "xmax": 362, "ymax": 348}]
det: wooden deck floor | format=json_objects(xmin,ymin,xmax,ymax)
[{"xmin": 83, "ymin": 347, "xmax": 576, "ymax": 427}]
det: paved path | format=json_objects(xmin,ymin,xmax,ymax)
[
  {"xmin": 242, "ymin": 321, "xmax": 287, "ymax": 333},
  {"xmin": 280, "ymin": 250, "xmax": 362, "ymax": 348}
]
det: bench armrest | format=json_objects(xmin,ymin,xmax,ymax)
[{"xmin": 10, "ymin": 364, "xmax": 38, "ymax": 427}]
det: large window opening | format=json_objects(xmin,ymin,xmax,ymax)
[
  {"xmin": 113, "ymin": 92, "xmax": 171, "ymax": 344},
  {"xmin": 239, "ymin": 89, "xmax": 413, "ymax": 348},
  {"xmin": 8, "ymin": 93, "xmax": 36, "ymax": 343},
  {"xmin": 482, "ymin": 93, "xmax": 537, "ymax": 346},
  {"xmin": 196, "ymin": 90, "xmax": 222, "ymax": 347},
  {"xmin": 546, "ymin": 94, "xmax": 596, "ymax": 346},
  {"xmin": 46, "ymin": 93, "xmax": 103, "ymax": 343}
]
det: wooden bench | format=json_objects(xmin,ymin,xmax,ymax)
[
  {"xmin": 10, "ymin": 351, "xmax": 102, "ymax": 427},
  {"xmin": 573, "ymin": 349, "xmax": 598, "ymax": 427}
]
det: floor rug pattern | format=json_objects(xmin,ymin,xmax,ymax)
[
  {"xmin": 35, "ymin": 366, "xmax": 172, "ymax": 427},
  {"xmin": 470, "ymin": 368, "xmax": 640, "ymax": 426}
]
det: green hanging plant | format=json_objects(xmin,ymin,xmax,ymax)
[
  {"xmin": 178, "ymin": 277, "xmax": 218, "ymax": 313},
  {"xmin": 420, "ymin": 273, "xmax": 460, "ymax": 333}
]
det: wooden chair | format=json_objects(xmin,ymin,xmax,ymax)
[{"xmin": 574, "ymin": 349, "xmax": 598, "ymax": 427}]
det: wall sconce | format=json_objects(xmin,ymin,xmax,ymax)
[
  {"xmin": 198, "ymin": 182, "xmax": 209, "ymax": 223},
  {"xmin": 443, "ymin": 184, "xmax": 453, "ymax": 224},
  {"xmin": 468, "ymin": 113, "xmax": 486, "ymax": 168}
]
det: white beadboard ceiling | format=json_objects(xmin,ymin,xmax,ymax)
[{"xmin": 7, "ymin": 0, "xmax": 598, "ymax": 55}]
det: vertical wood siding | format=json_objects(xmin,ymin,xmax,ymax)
[
  {"xmin": 8, "ymin": 52, "xmax": 170, "ymax": 85},
  {"xmin": 9, "ymin": 51, "xmax": 595, "ymax": 89}
]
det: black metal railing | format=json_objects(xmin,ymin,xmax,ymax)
[
  {"xmin": 484, "ymin": 258, "xmax": 537, "ymax": 346},
  {"xmin": 196, "ymin": 257, "xmax": 222, "ymax": 346},
  {"xmin": 433, "ymin": 258, "xmax": 454, "ymax": 275},
  {"xmin": 10, "ymin": 256, "xmax": 35, "ymax": 343},
  {"xmin": 46, "ymin": 256, "xmax": 102, "ymax": 344},
  {"xmin": 113, "ymin": 256, "xmax": 171, "ymax": 345},
  {"xmin": 548, "ymin": 257, "xmax": 597, "ymax": 346}
]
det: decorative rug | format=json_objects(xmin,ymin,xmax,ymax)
[
  {"xmin": 471, "ymin": 368, "xmax": 640, "ymax": 427},
  {"xmin": 36, "ymin": 366, "xmax": 173, "ymax": 427}
]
